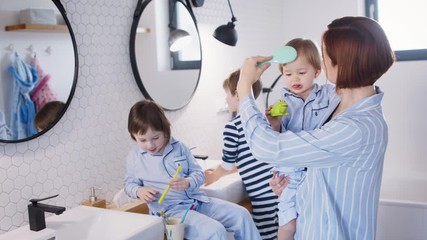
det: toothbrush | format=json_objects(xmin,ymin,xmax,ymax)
[
  {"xmin": 159, "ymin": 210, "xmax": 171, "ymax": 224},
  {"xmin": 158, "ymin": 165, "xmax": 182, "ymax": 204},
  {"xmin": 180, "ymin": 204, "xmax": 194, "ymax": 223}
]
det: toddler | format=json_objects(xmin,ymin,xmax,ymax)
[{"xmin": 267, "ymin": 38, "xmax": 336, "ymax": 240}]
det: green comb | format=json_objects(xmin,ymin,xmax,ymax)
[{"xmin": 258, "ymin": 46, "xmax": 297, "ymax": 67}]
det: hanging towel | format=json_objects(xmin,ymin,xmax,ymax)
[
  {"xmin": 7, "ymin": 52, "xmax": 38, "ymax": 140},
  {"xmin": 0, "ymin": 111, "xmax": 12, "ymax": 140},
  {"xmin": 30, "ymin": 54, "xmax": 57, "ymax": 111}
]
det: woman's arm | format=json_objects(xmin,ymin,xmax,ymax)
[{"xmin": 239, "ymin": 95, "xmax": 361, "ymax": 169}]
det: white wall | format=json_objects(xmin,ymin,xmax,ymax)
[
  {"xmin": 0, "ymin": 0, "xmax": 285, "ymax": 234},
  {"xmin": 0, "ymin": 0, "xmax": 426, "ymax": 236}
]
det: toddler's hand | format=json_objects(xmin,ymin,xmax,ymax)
[
  {"xmin": 136, "ymin": 187, "xmax": 158, "ymax": 204},
  {"xmin": 269, "ymin": 171, "xmax": 287, "ymax": 196},
  {"xmin": 169, "ymin": 177, "xmax": 189, "ymax": 191},
  {"xmin": 266, "ymin": 105, "xmax": 282, "ymax": 132}
]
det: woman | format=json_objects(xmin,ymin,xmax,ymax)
[{"xmin": 236, "ymin": 16, "xmax": 394, "ymax": 239}]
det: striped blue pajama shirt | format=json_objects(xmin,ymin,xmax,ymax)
[{"xmin": 240, "ymin": 86, "xmax": 387, "ymax": 240}]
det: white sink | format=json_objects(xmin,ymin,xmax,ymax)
[{"xmin": 0, "ymin": 206, "xmax": 164, "ymax": 240}]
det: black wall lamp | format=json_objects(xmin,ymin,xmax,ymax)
[
  {"xmin": 213, "ymin": 0, "xmax": 237, "ymax": 46},
  {"xmin": 169, "ymin": 0, "xmax": 193, "ymax": 52}
]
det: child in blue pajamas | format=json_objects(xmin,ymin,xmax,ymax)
[
  {"xmin": 266, "ymin": 38, "xmax": 338, "ymax": 240},
  {"xmin": 124, "ymin": 100, "xmax": 261, "ymax": 240}
]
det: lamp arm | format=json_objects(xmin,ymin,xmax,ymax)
[
  {"xmin": 264, "ymin": 74, "xmax": 282, "ymax": 108},
  {"xmin": 169, "ymin": 0, "xmax": 177, "ymax": 29},
  {"xmin": 226, "ymin": 0, "xmax": 237, "ymax": 22}
]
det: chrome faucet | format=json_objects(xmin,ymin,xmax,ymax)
[{"xmin": 28, "ymin": 194, "xmax": 66, "ymax": 231}]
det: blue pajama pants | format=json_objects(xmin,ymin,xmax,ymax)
[{"xmin": 167, "ymin": 197, "xmax": 261, "ymax": 240}]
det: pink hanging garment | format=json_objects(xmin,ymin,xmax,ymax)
[{"xmin": 30, "ymin": 54, "xmax": 57, "ymax": 111}]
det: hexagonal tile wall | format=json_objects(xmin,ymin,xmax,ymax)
[{"xmin": 0, "ymin": 0, "xmax": 235, "ymax": 234}]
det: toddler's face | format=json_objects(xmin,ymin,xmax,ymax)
[
  {"xmin": 281, "ymin": 54, "xmax": 320, "ymax": 100},
  {"xmin": 133, "ymin": 128, "xmax": 167, "ymax": 154}
]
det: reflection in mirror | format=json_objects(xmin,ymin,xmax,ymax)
[
  {"xmin": 0, "ymin": 0, "xmax": 78, "ymax": 143},
  {"xmin": 130, "ymin": 0, "xmax": 202, "ymax": 111}
]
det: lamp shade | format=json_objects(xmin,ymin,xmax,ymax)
[
  {"xmin": 169, "ymin": 29, "xmax": 192, "ymax": 52},
  {"xmin": 213, "ymin": 21, "xmax": 238, "ymax": 46}
]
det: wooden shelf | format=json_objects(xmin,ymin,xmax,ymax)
[{"xmin": 5, "ymin": 24, "xmax": 67, "ymax": 32}]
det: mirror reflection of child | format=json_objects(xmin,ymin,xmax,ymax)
[
  {"xmin": 204, "ymin": 70, "xmax": 279, "ymax": 240},
  {"xmin": 34, "ymin": 101, "xmax": 65, "ymax": 132},
  {"xmin": 124, "ymin": 100, "xmax": 261, "ymax": 240},
  {"xmin": 265, "ymin": 38, "xmax": 337, "ymax": 240}
]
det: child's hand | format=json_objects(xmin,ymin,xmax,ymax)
[
  {"xmin": 136, "ymin": 187, "xmax": 159, "ymax": 204},
  {"xmin": 169, "ymin": 177, "xmax": 189, "ymax": 191},
  {"xmin": 269, "ymin": 171, "xmax": 287, "ymax": 196},
  {"xmin": 204, "ymin": 169, "xmax": 215, "ymax": 186},
  {"xmin": 265, "ymin": 105, "xmax": 282, "ymax": 132}
]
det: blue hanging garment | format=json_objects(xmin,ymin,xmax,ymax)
[
  {"xmin": 7, "ymin": 52, "xmax": 38, "ymax": 140},
  {"xmin": 0, "ymin": 111, "xmax": 12, "ymax": 140}
]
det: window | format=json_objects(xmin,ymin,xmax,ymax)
[
  {"xmin": 169, "ymin": 0, "xmax": 201, "ymax": 70},
  {"xmin": 365, "ymin": 0, "xmax": 427, "ymax": 61}
]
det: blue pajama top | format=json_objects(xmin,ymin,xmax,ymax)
[
  {"xmin": 240, "ymin": 86, "xmax": 387, "ymax": 240},
  {"xmin": 277, "ymin": 83, "xmax": 337, "ymax": 174},
  {"xmin": 124, "ymin": 137, "xmax": 209, "ymax": 214}
]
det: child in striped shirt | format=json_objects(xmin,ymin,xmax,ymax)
[{"xmin": 204, "ymin": 70, "xmax": 279, "ymax": 240}]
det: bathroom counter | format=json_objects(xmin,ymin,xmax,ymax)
[
  {"xmin": 0, "ymin": 206, "xmax": 164, "ymax": 240},
  {"xmin": 197, "ymin": 159, "xmax": 248, "ymax": 204}
]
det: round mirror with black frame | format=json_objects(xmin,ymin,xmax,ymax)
[
  {"xmin": 130, "ymin": 0, "xmax": 202, "ymax": 111},
  {"xmin": 0, "ymin": 0, "xmax": 78, "ymax": 143}
]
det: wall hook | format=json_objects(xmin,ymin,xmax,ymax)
[
  {"xmin": 27, "ymin": 44, "xmax": 34, "ymax": 53},
  {"xmin": 7, "ymin": 44, "xmax": 14, "ymax": 52},
  {"xmin": 45, "ymin": 46, "xmax": 52, "ymax": 55}
]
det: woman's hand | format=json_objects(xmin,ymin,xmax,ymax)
[
  {"xmin": 169, "ymin": 177, "xmax": 189, "ymax": 191},
  {"xmin": 269, "ymin": 171, "xmax": 288, "ymax": 196},
  {"xmin": 136, "ymin": 187, "xmax": 159, "ymax": 204},
  {"xmin": 237, "ymin": 56, "xmax": 272, "ymax": 99}
]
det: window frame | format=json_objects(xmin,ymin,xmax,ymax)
[
  {"xmin": 169, "ymin": 0, "xmax": 202, "ymax": 70},
  {"xmin": 365, "ymin": 0, "xmax": 427, "ymax": 61}
]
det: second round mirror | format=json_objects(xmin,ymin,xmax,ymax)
[{"xmin": 130, "ymin": 0, "xmax": 202, "ymax": 110}]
